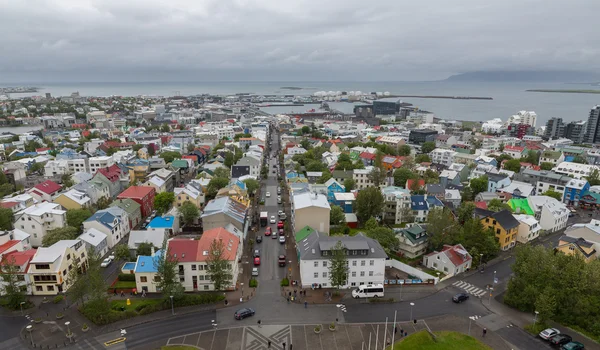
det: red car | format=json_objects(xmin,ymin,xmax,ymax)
[
  {"xmin": 265, "ymin": 227, "xmax": 272, "ymax": 236},
  {"xmin": 254, "ymin": 257, "xmax": 261, "ymax": 266},
  {"xmin": 277, "ymin": 221, "xmax": 284, "ymax": 229}
]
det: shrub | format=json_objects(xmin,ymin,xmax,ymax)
[
  {"xmin": 118, "ymin": 274, "xmax": 136, "ymax": 282},
  {"xmin": 82, "ymin": 324, "xmax": 89, "ymax": 330},
  {"xmin": 280, "ymin": 278, "xmax": 289, "ymax": 287},
  {"xmin": 314, "ymin": 325, "xmax": 321, "ymax": 332},
  {"xmin": 249, "ymin": 279, "xmax": 258, "ymax": 288},
  {"xmin": 53, "ymin": 295, "xmax": 64, "ymax": 304}
]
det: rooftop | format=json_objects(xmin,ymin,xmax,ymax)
[{"xmin": 118, "ymin": 186, "xmax": 155, "ymax": 199}]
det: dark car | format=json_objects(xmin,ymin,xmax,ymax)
[
  {"xmin": 562, "ymin": 341, "xmax": 584, "ymax": 350},
  {"xmin": 253, "ymin": 249, "xmax": 260, "ymax": 258},
  {"xmin": 256, "ymin": 235, "xmax": 262, "ymax": 243},
  {"xmin": 452, "ymin": 293, "xmax": 469, "ymax": 303},
  {"xmin": 234, "ymin": 308, "xmax": 255, "ymax": 320},
  {"xmin": 550, "ymin": 334, "xmax": 573, "ymax": 346}
]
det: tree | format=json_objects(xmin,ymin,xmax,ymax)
[
  {"xmin": 586, "ymin": 168, "xmax": 600, "ymax": 186},
  {"xmin": 306, "ymin": 160, "xmax": 326, "ymax": 172},
  {"xmin": 43, "ymin": 226, "xmax": 78, "ymax": 247},
  {"xmin": 364, "ymin": 217, "xmax": 379, "ymax": 230},
  {"xmin": 154, "ymin": 244, "xmax": 185, "ymax": 300},
  {"xmin": 161, "ymin": 123, "xmax": 171, "ymax": 132},
  {"xmin": 415, "ymin": 154, "xmax": 431, "ymax": 163},
  {"xmin": 213, "ymin": 167, "xmax": 230, "ymax": 179},
  {"xmin": 205, "ymin": 239, "xmax": 233, "ymax": 291},
  {"xmin": 61, "ymin": 174, "xmax": 74, "ymax": 188},
  {"xmin": 335, "ymin": 153, "xmax": 354, "ymax": 171},
  {"xmin": 421, "ymin": 142, "xmax": 436, "ymax": 154},
  {"xmin": 368, "ymin": 154, "xmax": 387, "ymax": 187},
  {"xmin": 65, "ymin": 258, "xmax": 88, "ymax": 306},
  {"xmin": 154, "ymin": 192, "xmax": 175, "ymax": 215},
  {"xmin": 137, "ymin": 242, "xmax": 154, "ymax": 256},
  {"xmin": 426, "ymin": 208, "xmax": 459, "ymax": 250},
  {"xmin": 28, "ymin": 162, "xmax": 44, "ymax": 175},
  {"xmin": 504, "ymin": 158, "xmax": 522, "ymax": 172},
  {"xmin": 317, "ymin": 172, "xmax": 332, "ymax": 184},
  {"xmin": 457, "ymin": 202, "xmax": 476, "ymax": 224},
  {"xmin": 330, "ymin": 205, "xmax": 346, "ymax": 226},
  {"xmin": 398, "ymin": 145, "xmax": 411, "ymax": 156},
  {"xmin": 0, "ymin": 256, "xmax": 27, "ymax": 309},
  {"xmin": 159, "ymin": 151, "xmax": 181, "ymax": 164},
  {"xmin": 95, "ymin": 196, "xmax": 112, "ymax": 210},
  {"xmin": 487, "ymin": 198, "xmax": 512, "ymax": 212},
  {"xmin": 572, "ymin": 154, "xmax": 587, "ymax": 164},
  {"xmin": 393, "ymin": 168, "xmax": 416, "ymax": 187},
  {"xmin": 207, "ymin": 177, "xmax": 229, "ymax": 199},
  {"xmin": 522, "ymin": 150, "xmax": 539, "ymax": 165},
  {"xmin": 132, "ymin": 144, "xmax": 144, "ymax": 152},
  {"xmin": 300, "ymin": 139, "xmax": 312, "ymax": 150},
  {"xmin": 470, "ymin": 175, "xmax": 488, "ymax": 196},
  {"xmin": 106, "ymin": 147, "xmax": 118, "ymax": 156},
  {"xmin": 542, "ymin": 189, "xmax": 563, "ymax": 201},
  {"xmin": 179, "ymin": 201, "xmax": 200, "ymax": 225},
  {"xmin": 328, "ymin": 241, "xmax": 349, "ymax": 289},
  {"xmin": 66, "ymin": 209, "xmax": 92, "ymax": 233},
  {"xmin": 224, "ymin": 152, "xmax": 234, "ymax": 168},
  {"xmin": 355, "ymin": 187, "xmax": 384, "ymax": 225},
  {"xmin": 243, "ymin": 179, "xmax": 260, "ymax": 196},
  {"xmin": 301, "ymin": 126, "xmax": 311, "ymax": 134},
  {"xmin": 495, "ymin": 154, "xmax": 512, "ymax": 168},
  {"xmin": 540, "ymin": 162, "xmax": 554, "ymax": 171},
  {"xmin": 343, "ymin": 178, "xmax": 355, "ymax": 192},
  {"xmin": 114, "ymin": 244, "xmax": 132, "ymax": 261},
  {"xmin": 499, "ymin": 142, "xmax": 505, "ymax": 152},
  {"xmin": 366, "ymin": 226, "xmax": 398, "ymax": 252},
  {"xmin": 147, "ymin": 144, "xmax": 156, "ymax": 157},
  {"xmin": 424, "ymin": 169, "xmax": 439, "ymax": 184},
  {"xmin": 461, "ymin": 186, "xmax": 474, "ymax": 202},
  {"xmin": 399, "ymin": 206, "xmax": 415, "ymax": 224},
  {"xmin": 0, "ymin": 208, "xmax": 14, "ymax": 230}
]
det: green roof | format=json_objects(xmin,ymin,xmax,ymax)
[
  {"xmin": 508, "ymin": 198, "xmax": 534, "ymax": 215},
  {"xmin": 171, "ymin": 159, "xmax": 189, "ymax": 168},
  {"xmin": 542, "ymin": 151, "xmax": 562, "ymax": 159},
  {"xmin": 581, "ymin": 191, "xmax": 600, "ymax": 204},
  {"xmin": 295, "ymin": 225, "xmax": 315, "ymax": 242},
  {"xmin": 110, "ymin": 198, "xmax": 141, "ymax": 215}
]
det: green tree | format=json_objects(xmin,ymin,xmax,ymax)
[
  {"xmin": 132, "ymin": 144, "xmax": 144, "ymax": 152},
  {"xmin": 95, "ymin": 196, "xmax": 112, "ymax": 210},
  {"xmin": 242, "ymin": 178, "xmax": 260, "ymax": 196},
  {"xmin": 61, "ymin": 174, "xmax": 74, "ymax": 188},
  {"xmin": 398, "ymin": 145, "xmax": 411, "ymax": 156},
  {"xmin": 469, "ymin": 175, "xmax": 488, "ymax": 196},
  {"xmin": 421, "ymin": 141, "xmax": 436, "ymax": 154},
  {"xmin": 224, "ymin": 152, "xmax": 234, "ymax": 168},
  {"xmin": 328, "ymin": 241, "xmax": 349, "ymax": 289},
  {"xmin": 137, "ymin": 242, "xmax": 154, "ymax": 256},
  {"xmin": 457, "ymin": 202, "xmax": 476, "ymax": 224},
  {"xmin": 504, "ymin": 158, "xmax": 522, "ymax": 172},
  {"xmin": 572, "ymin": 154, "xmax": 587, "ymax": 164},
  {"xmin": 0, "ymin": 256, "xmax": 28, "ymax": 309},
  {"xmin": 161, "ymin": 123, "xmax": 171, "ymax": 132},
  {"xmin": 330, "ymin": 205, "xmax": 346, "ymax": 226},
  {"xmin": 300, "ymin": 139, "xmax": 312, "ymax": 150},
  {"xmin": 213, "ymin": 167, "xmax": 230, "ymax": 179},
  {"xmin": 154, "ymin": 244, "xmax": 185, "ymax": 300},
  {"xmin": 521, "ymin": 150, "xmax": 539, "ymax": 165},
  {"xmin": 205, "ymin": 239, "xmax": 233, "ymax": 291},
  {"xmin": 366, "ymin": 226, "xmax": 398, "ymax": 252},
  {"xmin": 106, "ymin": 147, "xmax": 118, "ymax": 156},
  {"xmin": 306, "ymin": 160, "xmax": 326, "ymax": 172},
  {"xmin": 154, "ymin": 192, "xmax": 175, "ymax": 215},
  {"xmin": 113, "ymin": 244, "xmax": 132, "ymax": 261},
  {"xmin": 415, "ymin": 154, "xmax": 431, "ymax": 163},
  {"xmin": 424, "ymin": 169, "xmax": 439, "ymax": 184},
  {"xmin": 301, "ymin": 126, "xmax": 311, "ymax": 134},
  {"xmin": 65, "ymin": 258, "xmax": 88, "ymax": 306},
  {"xmin": 159, "ymin": 151, "xmax": 182, "ymax": 164},
  {"xmin": 24, "ymin": 140, "xmax": 43, "ymax": 152},
  {"xmin": 317, "ymin": 172, "xmax": 332, "ymax": 184},
  {"xmin": 66, "ymin": 209, "xmax": 92, "ymax": 233},
  {"xmin": 487, "ymin": 198, "xmax": 512, "ymax": 212},
  {"xmin": 460, "ymin": 220, "xmax": 500, "ymax": 263},
  {"xmin": 495, "ymin": 154, "xmax": 513, "ymax": 168},
  {"xmin": 179, "ymin": 201, "xmax": 200, "ymax": 225},
  {"xmin": 42, "ymin": 226, "xmax": 78, "ymax": 247},
  {"xmin": 207, "ymin": 177, "xmax": 229, "ymax": 199},
  {"xmin": 343, "ymin": 178, "xmax": 355, "ymax": 192},
  {"xmin": 147, "ymin": 144, "xmax": 156, "ymax": 157},
  {"xmin": 542, "ymin": 189, "xmax": 563, "ymax": 201},
  {"xmin": 28, "ymin": 162, "xmax": 44, "ymax": 175},
  {"xmin": 364, "ymin": 217, "xmax": 379, "ymax": 230},
  {"xmin": 393, "ymin": 168, "xmax": 416, "ymax": 187},
  {"xmin": 461, "ymin": 186, "xmax": 474, "ymax": 202},
  {"xmin": 0, "ymin": 208, "xmax": 14, "ymax": 230},
  {"xmin": 540, "ymin": 162, "xmax": 554, "ymax": 171},
  {"xmin": 368, "ymin": 153, "xmax": 387, "ymax": 187},
  {"xmin": 335, "ymin": 153, "xmax": 354, "ymax": 171},
  {"xmin": 355, "ymin": 187, "xmax": 384, "ymax": 225},
  {"xmin": 586, "ymin": 168, "xmax": 600, "ymax": 186},
  {"xmin": 426, "ymin": 208, "xmax": 459, "ymax": 250}
]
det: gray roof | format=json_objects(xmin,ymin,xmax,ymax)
[
  {"xmin": 426, "ymin": 184, "xmax": 444, "ymax": 194},
  {"xmin": 236, "ymin": 156, "xmax": 260, "ymax": 167},
  {"xmin": 298, "ymin": 231, "xmax": 387, "ymax": 261},
  {"xmin": 201, "ymin": 197, "xmax": 247, "ymax": 224}
]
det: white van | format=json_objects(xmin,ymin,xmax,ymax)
[{"xmin": 351, "ymin": 284, "xmax": 384, "ymax": 299}]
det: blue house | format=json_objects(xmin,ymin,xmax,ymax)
[
  {"xmin": 324, "ymin": 178, "xmax": 345, "ymax": 203},
  {"xmin": 147, "ymin": 215, "xmax": 179, "ymax": 235},
  {"xmin": 332, "ymin": 192, "xmax": 356, "ymax": 213},
  {"xmin": 564, "ymin": 179, "xmax": 590, "ymax": 207},
  {"xmin": 411, "ymin": 195, "xmax": 430, "ymax": 223},
  {"xmin": 426, "ymin": 196, "xmax": 444, "ymax": 209},
  {"xmin": 476, "ymin": 156, "xmax": 498, "ymax": 168},
  {"xmin": 133, "ymin": 250, "xmax": 163, "ymax": 293},
  {"xmin": 486, "ymin": 172, "xmax": 511, "ymax": 193}
]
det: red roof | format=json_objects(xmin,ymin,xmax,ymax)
[
  {"xmin": 0, "ymin": 201, "xmax": 18, "ymax": 209},
  {"xmin": 359, "ymin": 152, "xmax": 376, "ymax": 160},
  {"xmin": 441, "ymin": 244, "xmax": 472, "ymax": 267},
  {"xmin": 1, "ymin": 249, "xmax": 37, "ymax": 269},
  {"xmin": 82, "ymin": 130, "xmax": 91, "ymax": 137},
  {"xmin": 104, "ymin": 141, "xmax": 135, "ymax": 148},
  {"xmin": 118, "ymin": 186, "xmax": 155, "ymax": 199},
  {"xmin": 0, "ymin": 240, "xmax": 20, "ymax": 255},
  {"xmin": 168, "ymin": 227, "xmax": 239, "ymax": 262},
  {"xmin": 505, "ymin": 146, "xmax": 525, "ymax": 152},
  {"xmin": 97, "ymin": 164, "xmax": 122, "ymax": 183},
  {"xmin": 34, "ymin": 180, "xmax": 62, "ymax": 195},
  {"xmin": 182, "ymin": 155, "xmax": 197, "ymax": 163},
  {"xmin": 474, "ymin": 201, "xmax": 488, "ymax": 210},
  {"xmin": 406, "ymin": 179, "xmax": 426, "ymax": 190},
  {"xmin": 35, "ymin": 147, "xmax": 50, "ymax": 152},
  {"xmin": 167, "ymin": 239, "xmax": 200, "ymax": 263}
]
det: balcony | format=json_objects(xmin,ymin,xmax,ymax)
[{"xmin": 43, "ymin": 216, "xmax": 54, "ymax": 223}]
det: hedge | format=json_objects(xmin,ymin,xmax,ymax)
[{"xmin": 118, "ymin": 274, "xmax": 136, "ymax": 282}]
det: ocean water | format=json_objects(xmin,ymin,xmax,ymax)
[{"xmin": 4, "ymin": 81, "xmax": 600, "ymax": 126}]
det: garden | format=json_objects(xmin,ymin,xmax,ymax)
[{"xmin": 389, "ymin": 330, "xmax": 491, "ymax": 350}]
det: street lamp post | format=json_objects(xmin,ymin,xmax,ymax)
[
  {"xmin": 479, "ymin": 253, "xmax": 484, "ymax": 270},
  {"xmin": 169, "ymin": 295, "xmax": 174, "ymax": 315},
  {"xmin": 533, "ymin": 311, "xmax": 539, "ymax": 326},
  {"xmin": 19, "ymin": 301, "xmax": 25, "ymax": 316},
  {"xmin": 65, "ymin": 321, "xmax": 72, "ymax": 343},
  {"xmin": 26, "ymin": 325, "xmax": 33, "ymax": 345},
  {"xmin": 488, "ymin": 287, "xmax": 494, "ymax": 305},
  {"xmin": 409, "ymin": 302, "xmax": 415, "ymax": 321},
  {"xmin": 241, "ymin": 282, "xmax": 244, "ymax": 298},
  {"xmin": 399, "ymin": 281, "xmax": 403, "ymax": 301}
]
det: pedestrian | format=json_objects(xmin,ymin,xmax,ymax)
[
  {"xmin": 400, "ymin": 328, "xmax": 403, "ymax": 337},
  {"xmin": 482, "ymin": 328, "xmax": 487, "ymax": 337},
  {"xmin": 287, "ymin": 297, "xmax": 290, "ymax": 303},
  {"xmin": 120, "ymin": 291, "xmax": 124, "ymax": 297},
  {"xmin": 394, "ymin": 325, "xmax": 397, "ymax": 334},
  {"xmin": 258, "ymin": 320, "xmax": 262, "ymax": 328},
  {"xmin": 282, "ymin": 342, "xmax": 286, "ymax": 350},
  {"xmin": 404, "ymin": 331, "xmax": 407, "ymax": 337},
  {"xmin": 268, "ymin": 340, "xmax": 271, "ymax": 348},
  {"xmin": 304, "ymin": 301, "xmax": 307, "ymax": 308},
  {"xmin": 290, "ymin": 344, "xmax": 293, "ymax": 350},
  {"xmin": 113, "ymin": 288, "xmax": 117, "ymax": 296}
]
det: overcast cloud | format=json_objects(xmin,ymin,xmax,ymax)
[{"xmin": 1, "ymin": 0, "xmax": 599, "ymax": 82}]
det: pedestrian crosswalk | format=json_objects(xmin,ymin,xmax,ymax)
[{"xmin": 453, "ymin": 280, "xmax": 488, "ymax": 297}]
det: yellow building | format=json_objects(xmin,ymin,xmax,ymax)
[
  {"xmin": 126, "ymin": 161, "xmax": 150, "ymax": 184},
  {"xmin": 480, "ymin": 210, "xmax": 519, "ymax": 251},
  {"xmin": 555, "ymin": 236, "xmax": 597, "ymax": 263},
  {"xmin": 215, "ymin": 181, "xmax": 250, "ymax": 207},
  {"xmin": 174, "ymin": 183, "xmax": 205, "ymax": 210},
  {"xmin": 29, "ymin": 240, "xmax": 88, "ymax": 296},
  {"xmin": 53, "ymin": 189, "xmax": 92, "ymax": 210},
  {"xmin": 137, "ymin": 147, "xmax": 149, "ymax": 160}
]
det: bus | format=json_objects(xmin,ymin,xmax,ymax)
[
  {"xmin": 260, "ymin": 212, "xmax": 268, "ymax": 227},
  {"xmin": 351, "ymin": 284, "xmax": 384, "ymax": 299}
]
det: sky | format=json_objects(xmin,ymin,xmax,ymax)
[{"xmin": 1, "ymin": 0, "xmax": 600, "ymax": 82}]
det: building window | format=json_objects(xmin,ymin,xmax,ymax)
[
  {"xmin": 352, "ymin": 260, "xmax": 357, "ymax": 266},
  {"xmin": 180, "ymin": 277, "xmax": 185, "ymax": 282},
  {"xmin": 140, "ymin": 276, "xmax": 147, "ymax": 282},
  {"xmin": 352, "ymin": 272, "xmax": 356, "ymax": 277},
  {"xmin": 47, "ymin": 286, "xmax": 54, "ymax": 291},
  {"xmin": 63, "ymin": 269, "xmax": 67, "ymax": 276},
  {"xmin": 204, "ymin": 285, "xmax": 210, "ymax": 290},
  {"xmin": 322, "ymin": 272, "xmax": 327, "ymax": 278},
  {"xmin": 361, "ymin": 260, "xmax": 365, "ymax": 266},
  {"xmin": 192, "ymin": 265, "xmax": 196, "ymax": 270},
  {"xmin": 36, "ymin": 286, "xmax": 43, "ymax": 292},
  {"xmin": 322, "ymin": 261, "xmax": 327, "ymax": 267},
  {"xmin": 369, "ymin": 260, "xmax": 374, "ymax": 266},
  {"xmin": 360, "ymin": 271, "xmax": 365, "ymax": 277},
  {"xmin": 369, "ymin": 271, "xmax": 374, "ymax": 276},
  {"xmin": 314, "ymin": 273, "xmax": 318, "ymax": 278},
  {"xmin": 314, "ymin": 261, "xmax": 318, "ymax": 267}
]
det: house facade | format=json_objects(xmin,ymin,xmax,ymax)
[
  {"xmin": 394, "ymin": 224, "xmax": 428, "ymax": 258},
  {"xmin": 291, "ymin": 191, "xmax": 331, "ymax": 234},
  {"xmin": 14, "ymin": 203, "xmax": 67, "ymax": 247},
  {"xmin": 29, "ymin": 240, "xmax": 87, "ymax": 296},
  {"xmin": 480, "ymin": 210, "xmax": 519, "ymax": 251},
  {"xmin": 117, "ymin": 186, "xmax": 156, "ymax": 218},
  {"xmin": 422, "ymin": 244, "xmax": 472, "ymax": 276}
]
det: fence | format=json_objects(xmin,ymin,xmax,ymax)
[{"xmin": 385, "ymin": 259, "xmax": 439, "ymax": 285}]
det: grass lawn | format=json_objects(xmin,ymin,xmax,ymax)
[
  {"xmin": 390, "ymin": 330, "xmax": 491, "ymax": 350},
  {"xmin": 111, "ymin": 281, "xmax": 137, "ymax": 289},
  {"xmin": 161, "ymin": 346, "xmax": 199, "ymax": 350},
  {"xmin": 110, "ymin": 298, "xmax": 163, "ymax": 312}
]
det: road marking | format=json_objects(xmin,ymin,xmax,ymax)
[
  {"xmin": 452, "ymin": 280, "xmax": 487, "ymax": 297},
  {"xmin": 104, "ymin": 337, "xmax": 126, "ymax": 346}
]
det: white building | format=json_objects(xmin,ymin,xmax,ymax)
[
  {"xmin": 513, "ymin": 214, "xmax": 542, "ymax": 244},
  {"xmin": 422, "ymin": 244, "xmax": 472, "ymax": 276},
  {"xmin": 554, "ymin": 161, "xmax": 599, "ymax": 179},
  {"xmin": 430, "ymin": 148, "xmax": 456, "ymax": 167},
  {"xmin": 14, "ymin": 203, "xmax": 67, "ymax": 247},
  {"xmin": 528, "ymin": 196, "xmax": 570, "ymax": 233},
  {"xmin": 78, "ymin": 228, "xmax": 109, "ymax": 257},
  {"xmin": 89, "ymin": 156, "xmax": 115, "ymax": 174},
  {"xmin": 481, "ymin": 119, "xmax": 504, "ymax": 134},
  {"xmin": 29, "ymin": 239, "xmax": 87, "ymax": 295},
  {"xmin": 291, "ymin": 191, "xmax": 331, "ymax": 234},
  {"xmin": 508, "ymin": 110, "xmax": 537, "ymax": 127},
  {"xmin": 288, "ymin": 147, "xmax": 307, "ymax": 155},
  {"xmin": 298, "ymin": 230, "xmax": 387, "ymax": 289},
  {"xmin": 82, "ymin": 208, "xmax": 130, "ymax": 249}
]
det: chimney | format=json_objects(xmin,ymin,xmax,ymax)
[{"xmin": 151, "ymin": 246, "xmax": 155, "ymax": 257}]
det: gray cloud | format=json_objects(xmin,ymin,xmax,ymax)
[{"xmin": 1, "ymin": 0, "xmax": 599, "ymax": 82}]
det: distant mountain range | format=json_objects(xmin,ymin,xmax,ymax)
[{"xmin": 445, "ymin": 70, "xmax": 600, "ymax": 83}]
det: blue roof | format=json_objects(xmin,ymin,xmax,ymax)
[
  {"xmin": 147, "ymin": 215, "xmax": 175, "ymax": 229},
  {"xmin": 134, "ymin": 250, "xmax": 163, "ymax": 273},
  {"xmin": 411, "ymin": 195, "xmax": 429, "ymax": 211},
  {"xmin": 286, "ymin": 172, "xmax": 298, "ymax": 179},
  {"xmin": 85, "ymin": 210, "xmax": 118, "ymax": 229},
  {"xmin": 235, "ymin": 180, "xmax": 246, "ymax": 190},
  {"xmin": 426, "ymin": 196, "xmax": 444, "ymax": 208}
]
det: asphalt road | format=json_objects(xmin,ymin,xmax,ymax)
[{"xmin": 0, "ymin": 314, "xmax": 28, "ymax": 343}]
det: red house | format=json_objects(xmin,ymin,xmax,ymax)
[{"xmin": 117, "ymin": 186, "xmax": 156, "ymax": 218}]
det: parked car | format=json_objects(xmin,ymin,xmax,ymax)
[
  {"xmin": 539, "ymin": 328, "xmax": 561, "ymax": 340},
  {"xmin": 278, "ymin": 255, "xmax": 286, "ymax": 267},
  {"xmin": 272, "ymin": 230, "xmax": 278, "ymax": 239},
  {"xmin": 265, "ymin": 227, "xmax": 272, "ymax": 236},
  {"xmin": 277, "ymin": 196, "xmax": 282, "ymax": 204},
  {"xmin": 234, "ymin": 308, "xmax": 255, "ymax": 320},
  {"xmin": 562, "ymin": 342, "xmax": 584, "ymax": 350},
  {"xmin": 100, "ymin": 257, "xmax": 113, "ymax": 268},
  {"xmin": 254, "ymin": 257, "xmax": 261, "ymax": 266},
  {"xmin": 277, "ymin": 221, "xmax": 284, "ymax": 229},
  {"xmin": 266, "ymin": 192, "xmax": 271, "ymax": 197},
  {"xmin": 278, "ymin": 210, "xmax": 283, "ymax": 216},
  {"xmin": 253, "ymin": 249, "xmax": 260, "ymax": 258},
  {"xmin": 279, "ymin": 235, "xmax": 286, "ymax": 244},
  {"xmin": 256, "ymin": 235, "xmax": 262, "ymax": 243},
  {"xmin": 550, "ymin": 334, "xmax": 573, "ymax": 346},
  {"xmin": 279, "ymin": 213, "xmax": 287, "ymax": 221},
  {"xmin": 270, "ymin": 216, "xmax": 276, "ymax": 224},
  {"xmin": 452, "ymin": 293, "xmax": 469, "ymax": 303},
  {"xmin": 252, "ymin": 267, "xmax": 259, "ymax": 276}
]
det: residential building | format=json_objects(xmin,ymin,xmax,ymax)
[
  {"xmin": 508, "ymin": 110, "xmax": 537, "ymax": 128},
  {"xmin": 528, "ymin": 196, "xmax": 570, "ymax": 233},
  {"xmin": 14, "ymin": 203, "xmax": 67, "ymax": 247},
  {"xmin": 564, "ymin": 179, "xmax": 590, "ymax": 206},
  {"xmin": 435, "ymin": 134, "xmax": 458, "ymax": 149},
  {"xmin": 134, "ymin": 249, "xmax": 163, "ymax": 293},
  {"xmin": 323, "ymin": 178, "xmax": 345, "ymax": 204},
  {"xmin": 110, "ymin": 199, "xmax": 142, "ymax": 229},
  {"xmin": 564, "ymin": 120, "xmax": 587, "ymax": 144},
  {"xmin": 544, "ymin": 117, "xmax": 565, "ymax": 140},
  {"xmin": 481, "ymin": 210, "xmax": 519, "ymax": 251},
  {"xmin": 298, "ymin": 231, "xmax": 387, "ymax": 289},
  {"xmin": 352, "ymin": 167, "xmax": 378, "ymax": 191},
  {"xmin": 381, "ymin": 186, "xmax": 411, "ymax": 225},
  {"xmin": 201, "ymin": 197, "xmax": 248, "ymax": 233},
  {"xmin": 147, "ymin": 168, "xmax": 177, "ymax": 193},
  {"xmin": 78, "ymin": 228, "xmax": 109, "ymax": 257},
  {"xmin": 513, "ymin": 214, "xmax": 541, "ymax": 244},
  {"xmin": 515, "ymin": 169, "xmax": 572, "ymax": 197},
  {"xmin": 503, "ymin": 146, "xmax": 526, "ymax": 159},
  {"xmin": 410, "ymin": 195, "xmax": 429, "ymax": 223},
  {"xmin": 29, "ymin": 240, "xmax": 87, "ymax": 295},
  {"xmin": 167, "ymin": 227, "xmax": 241, "ymax": 291},
  {"xmin": 147, "ymin": 215, "xmax": 180, "ymax": 235},
  {"xmin": 174, "ymin": 182, "xmax": 205, "ymax": 211},
  {"xmin": 486, "ymin": 173, "xmax": 511, "ymax": 193},
  {"xmin": 422, "ymin": 244, "xmax": 472, "ymax": 276},
  {"xmin": 128, "ymin": 229, "xmax": 168, "ymax": 254},
  {"xmin": 291, "ymin": 191, "xmax": 331, "ymax": 234},
  {"xmin": 409, "ymin": 129, "xmax": 438, "ymax": 144},
  {"xmin": 89, "ymin": 156, "xmax": 115, "ymax": 174},
  {"xmin": 0, "ymin": 249, "xmax": 37, "ymax": 296},
  {"xmin": 27, "ymin": 180, "xmax": 62, "ymax": 203},
  {"xmin": 54, "ymin": 189, "xmax": 92, "ymax": 210},
  {"xmin": 555, "ymin": 236, "xmax": 597, "ymax": 262},
  {"xmin": 430, "ymin": 148, "xmax": 456, "ymax": 167},
  {"xmin": 539, "ymin": 151, "xmax": 564, "ymax": 166},
  {"xmin": 554, "ymin": 161, "xmax": 599, "ymax": 179},
  {"xmin": 144, "ymin": 176, "xmax": 168, "ymax": 193},
  {"xmin": 394, "ymin": 224, "xmax": 428, "ymax": 258},
  {"xmin": 499, "ymin": 181, "xmax": 535, "ymax": 199},
  {"xmin": 231, "ymin": 156, "xmax": 260, "ymax": 179},
  {"xmin": 332, "ymin": 192, "xmax": 356, "ymax": 213},
  {"xmin": 94, "ymin": 164, "xmax": 128, "ymax": 198},
  {"xmin": 83, "ymin": 208, "xmax": 129, "ymax": 249},
  {"xmin": 117, "ymin": 186, "xmax": 156, "ymax": 218},
  {"xmin": 584, "ymin": 105, "xmax": 600, "ymax": 144}
]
